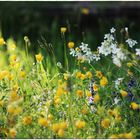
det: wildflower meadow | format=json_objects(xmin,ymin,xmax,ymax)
[
  {"xmin": 0, "ymin": 26, "xmax": 140, "ymax": 139},
  {"xmin": 0, "ymin": 2, "xmax": 140, "ymax": 139}
]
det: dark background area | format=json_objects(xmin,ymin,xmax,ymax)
[{"xmin": 0, "ymin": 2, "xmax": 140, "ymax": 54}]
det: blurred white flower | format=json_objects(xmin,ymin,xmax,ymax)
[
  {"xmin": 125, "ymin": 27, "xmax": 128, "ymax": 32},
  {"xmin": 114, "ymin": 78, "xmax": 124, "ymax": 89},
  {"xmin": 135, "ymin": 48, "xmax": 140, "ymax": 56},
  {"xmin": 110, "ymin": 27, "xmax": 116, "ymax": 33},
  {"xmin": 70, "ymin": 48, "xmax": 76, "ymax": 56},
  {"xmin": 112, "ymin": 55, "xmax": 122, "ymax": 67},
  {"xmin": 92, "ymin": 53, "xmax": 100, "ymax": 61},
  {"xmin": 126, "ymin": 38, "xmax": 137, "ymax": 48},
  {"xmin": 69, "ymin": 42, "xmax": 100, "ymax": 63},
  {"xmin": 114, "ymin": 97, "xmax": 120, "ymax": 105}
]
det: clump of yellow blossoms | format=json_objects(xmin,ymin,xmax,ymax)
[
  {"xmin": 75, "ymin": 120, "xmax": 86, "ymax": 129},
  {"xmin": 110, "ymin": 132, "xmax": 134, "ymax": 139},
  {"xmin": 101, "ymin": 118, "xmax": 110, "ymax": 128},
  {"xmin": 52, "ymin": 121, "xmax": 68, "ymax": 137},
  {"xmin": 7, "ymin": 104, "xmax": 22, "ymax": 116},
  {"xmin": 35, "ymin": 53, "xmax": 43, "ymax": 62},
  {"xmin": 100, "ymin": 76, "xmax": 108, "ymax": 87},
  {"xmin": 68, "ymin": 41, "xmax": 74, "ymax": 49},
  {"xmin": 108, "ymin": 108, "xmax": 121, "ymax": 122}
]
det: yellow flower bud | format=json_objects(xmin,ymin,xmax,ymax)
[
  {"xmin": 120, "ymin": 90, "xmax": 128, "ymax": 97},
  {"xmin": 68, "ymin": 42, "xmax": 74, "ymax": 49},
  {"xmin": 35, "ymin": 53, "xmax": 43, "ymax": 62},
  {"xmin": 60, "ymin": 27, "xmax": 67, "ymax": 33}
]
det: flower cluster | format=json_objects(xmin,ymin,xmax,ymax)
[{"xmin": 70, "ymin": 42, "xmax": 100, "ymax": 63}]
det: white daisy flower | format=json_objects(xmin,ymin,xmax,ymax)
[{"xmin": 126, "ymin": 38, "xmax": 137, "ymax": 48}]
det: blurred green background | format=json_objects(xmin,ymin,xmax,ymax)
[{"xmin": 0, "ymin": 1, "xmax": 140, "ymax": 63}]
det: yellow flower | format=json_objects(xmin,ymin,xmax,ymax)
[
  {"xmin": 10, "ymin": 91, "xmax": 19, "ymax": 102},
  {"xmin": 100, "ymin": 76, "xmax": 108, "ymax": 87},
  {"xmin": 76, "ymin": 90, "xmax": 83, "ymax": 97},
  {"xmin": 120, "ymin": 90, "xmax": 128, "ymax": 97},
  {"xmin": 58, "ymin": 129, "xmax": 64, "ymax": 137},
  {"xmin": 75, "ymin": 120, "xmax": 86, "ymax": 129},
  {"xmin": 96, "ymin": 71, "xmax": 103, "ymax": 79},
  {"xmin": 14, "ymin": 106, "xmax": 22, "ymax": 115},
  {"xmin": 56, "ymin": 87, "xmax": 63, "ymax": 97},
  {"xmin": 7, "ymin": 105, "xmax": 15, "ymax": 114},
  {"xmin": 76, "ymin": 71, "xmax": 85, "ymax": 80},
  {"xmin": 108, "ymin": 109, "xmax": 114, "ymax": 116},
  {"xmin": 48, "ymin": 114, "xmax": 53, "ymax": 121},
  {"xmin": 52, "ymin": 123, "xmax": 60, "ymax": 132},
  {"xmin": 94, "ymin": 94, "xmax": 100, "ymax": 103},
  {"xmin": 81, "ymin": 8, "xmax": 89, "ymax": 15},
  {"xmin": 123, "ymin": 132, "xmax": 133, "ymax": 139},
  {"xmin": 60, "ymin": 27, "xmax": 67, "ymax": 33},
  {"xmin": 10, "ymin": 54, "xmax": 17, "ymax": 62},
  {"xmin": 0, "ymin": 72, "xmax": 4, "ymax": 80},
  {"xmin": 86, "ymin": 71, "xmax": 92, "ymax": 79},
  {"xmin": 38, "ymin": 117, "xmax": 48, "ymax": 127},
  {"xmin": 9, "ymin": 128, "xmax": 17, "ymax": 138},
  {"xmin": 59, "ymin": 121, "xmax": 68, "ymax": 130},
  {"xmin": 131, "ymin": 102, "xmax": 139, "ymax": 110},
  {"xmin": 7, "ymin": 73, "xmax": 14, "ymax": 81},
  {"xmin": 115, "ymin": 115, "xmax": 122, "ymax": 122},
  {"xmin": 23, "ymin": 116, "xmax": 32, "ymax": 125},
  {"xmin": 93, "ymin": 83, "xmax": 98, "ymax": 91},
  {"xmin": 13, "ymin": 84, "xmax": 19, "ymax": 92},
  {"xmin": 75, "ymin": 47, "xmax": 81, "ymax": 52},
  {"xmin": 101, "ymin": 118, "xmax": 110, "ymax": 128},
  {"xmin": 127, "ymin": 62, "xmax": 133, "ymax": 67},
  {"xmin": 81, "ymin": 107, "xmax": 88, "ymax": 115},
  {"xmin": 86, "ymin": 90, "xmax": 92, "ymax": 97},
  {"xmin": 127, "ymin": 69, "xmax": 133, "ymax": 76},
  {"xmin": 35, "ymin": 53, "xmax": 43, "ymax": 62},
  {"xmin": 0, "ymin": 37, "xmax": 6, "ymax": 46},
  {"xmin": 19, "ymin": 71, "xmax": 26, "ymax": 78},
  {"xmin": 68, "ymin": 42, "xmax": 74, "ymax": 49},
  {"xmin": 112, "ymin": 108, "xmax": 120, "ymax": 118},
  {"xmin": 54, "ymin": 97, "xmax": 61, "ymax": 105}
]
